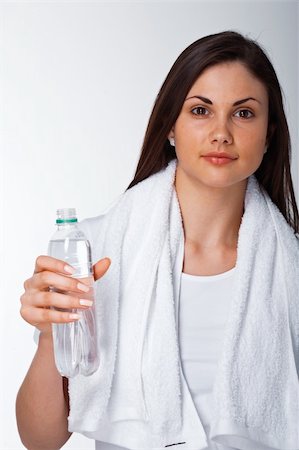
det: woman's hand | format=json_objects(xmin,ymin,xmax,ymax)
[{"xmin": 20, "ymin": 256, "xmax": 111, "ymax": 336}]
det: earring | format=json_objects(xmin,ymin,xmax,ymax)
[
  {"xmin": 264, "ymin": 146, "xmax": 268, "ymax": 154},
  {"xmin": 169, "ymin": 137, "xmax": 175, "ymax": 147}
]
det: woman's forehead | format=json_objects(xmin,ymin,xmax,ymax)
[{"xmin": 186, "ymin": 62, "xmax": 268, "ymax": 101}]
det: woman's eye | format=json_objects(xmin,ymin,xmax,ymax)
[
  {"xmin": 191, "ymin": 106, "xmax": 209, "ymax": 116},
  {"xmin": 235, "ymin": 109, "xmax": 254, "ymax": 119}
]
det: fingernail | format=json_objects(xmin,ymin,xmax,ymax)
[
  {"xmin": 77, "ymin": 283, "xmax": 90, "ymax": 292},
  {"xmin": 64, "ymin": 265, "xmax": 76, "ymax": 274},
  {"xmin": 79, "ymin": 299, "xmax": 93, "ymax": 307},
  {"xmin": 69, "ymin": 313, "xmax": 80, "ymax": 320}
]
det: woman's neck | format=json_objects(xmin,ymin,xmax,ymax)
[{"xmin": 174, "ymin": 166, "xmax": 247, "ymax": 250}]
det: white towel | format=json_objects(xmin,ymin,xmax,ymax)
[{"xmin": 68, "ymin": 159, "xmax": 299, "ymax": 449}]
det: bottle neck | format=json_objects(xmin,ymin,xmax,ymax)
[{"xmin": 56, "ymin": 222, "xmax": 78, "ymax": 230}]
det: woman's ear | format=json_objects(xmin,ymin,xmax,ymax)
[
  {"xmin": 168, "ymin": 127, "xmax": 175, "ymax": 140},
  {"xmin": 167, "ymin": 127, "xmax": 176, "ymax": 147}
]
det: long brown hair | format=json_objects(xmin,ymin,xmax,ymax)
[{"xmin": 126, "ymin": 31, "xmax": 299, "ymax": 235}]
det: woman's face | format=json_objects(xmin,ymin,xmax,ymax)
[{"xmin": 169, "ymin": 61, "xmax": 269, "ymax": 188}]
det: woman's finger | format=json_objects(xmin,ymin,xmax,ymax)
[
  {"xmin": 21, "ymin": 290, "xmax": 93, "ymax": 310},
  {"xmin": 93, "ymin": 257, "xmax": 111, "ymax": 281},
  {"xmin": 29, "ymin": 271, "xmax": 92, "ymax": 294},
  {"xmin": 34, "ymin": 255, "xmax": 76, "ymax": 276},
  {"xmin": 20, "ymin": 304, "xmax": 81, "ymax": 326}
]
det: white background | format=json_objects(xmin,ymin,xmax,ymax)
[{"xmin": 1, "ymin": 1, "xmax": 298, "ymax": 449}]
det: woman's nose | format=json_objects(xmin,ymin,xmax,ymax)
[{"xmin": 209, "ymin": 118, "xmax": 233, "ymax": 145}]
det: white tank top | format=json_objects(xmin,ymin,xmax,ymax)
[
  {"xmin": 95, "ymin": 267, "xmax": 236, "ymax": 450},
  {"xmin": 179, "ymin": 267, "xmax": 236, "ymax": 449}
]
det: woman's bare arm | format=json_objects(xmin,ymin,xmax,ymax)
[
  {"xmin": 16, "ymin": 331, "xmax": 71, "ymax": 450},
  {"xmin": 16, "ymin": 255, "xmax": 111, "ymax": 449}
]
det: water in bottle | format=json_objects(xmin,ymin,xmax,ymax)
[{"xmin": 48, "ymin": 208, "xmax": 99, "ymax": 377}]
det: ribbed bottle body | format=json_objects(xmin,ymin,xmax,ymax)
[{"xmin": 48, "ymin": 209, "xmax": 99, "ymax": 377}]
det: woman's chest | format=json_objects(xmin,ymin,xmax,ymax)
[{"xmin": 182, "ymin": 244, "xmax": 237, "ymax": 276}]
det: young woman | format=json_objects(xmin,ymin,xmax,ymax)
[{"xmin": 16, "ymin": 31, "xmax": 299, "ymax": 450}]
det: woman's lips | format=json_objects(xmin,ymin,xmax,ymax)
[{"xmin": 202, "ymin": 156, "xmax": 236, "ymax": 165}]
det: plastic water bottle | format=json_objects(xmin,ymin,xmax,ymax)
[{"xmin": 48, "ymin": 208, "xmax": 99, "ymax": 377}]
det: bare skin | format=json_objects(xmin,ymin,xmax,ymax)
[
  {"xmin": 176, "ymin": 165, "xmax": 245, "ymax": 275},
  {"xmin": 16, "ymin": 256, "xmax": 111, "ymax": 450}
]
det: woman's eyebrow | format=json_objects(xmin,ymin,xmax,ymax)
[{"xmin": 185, "ymin": 95, "xmax": 260, "ymax": 106}]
